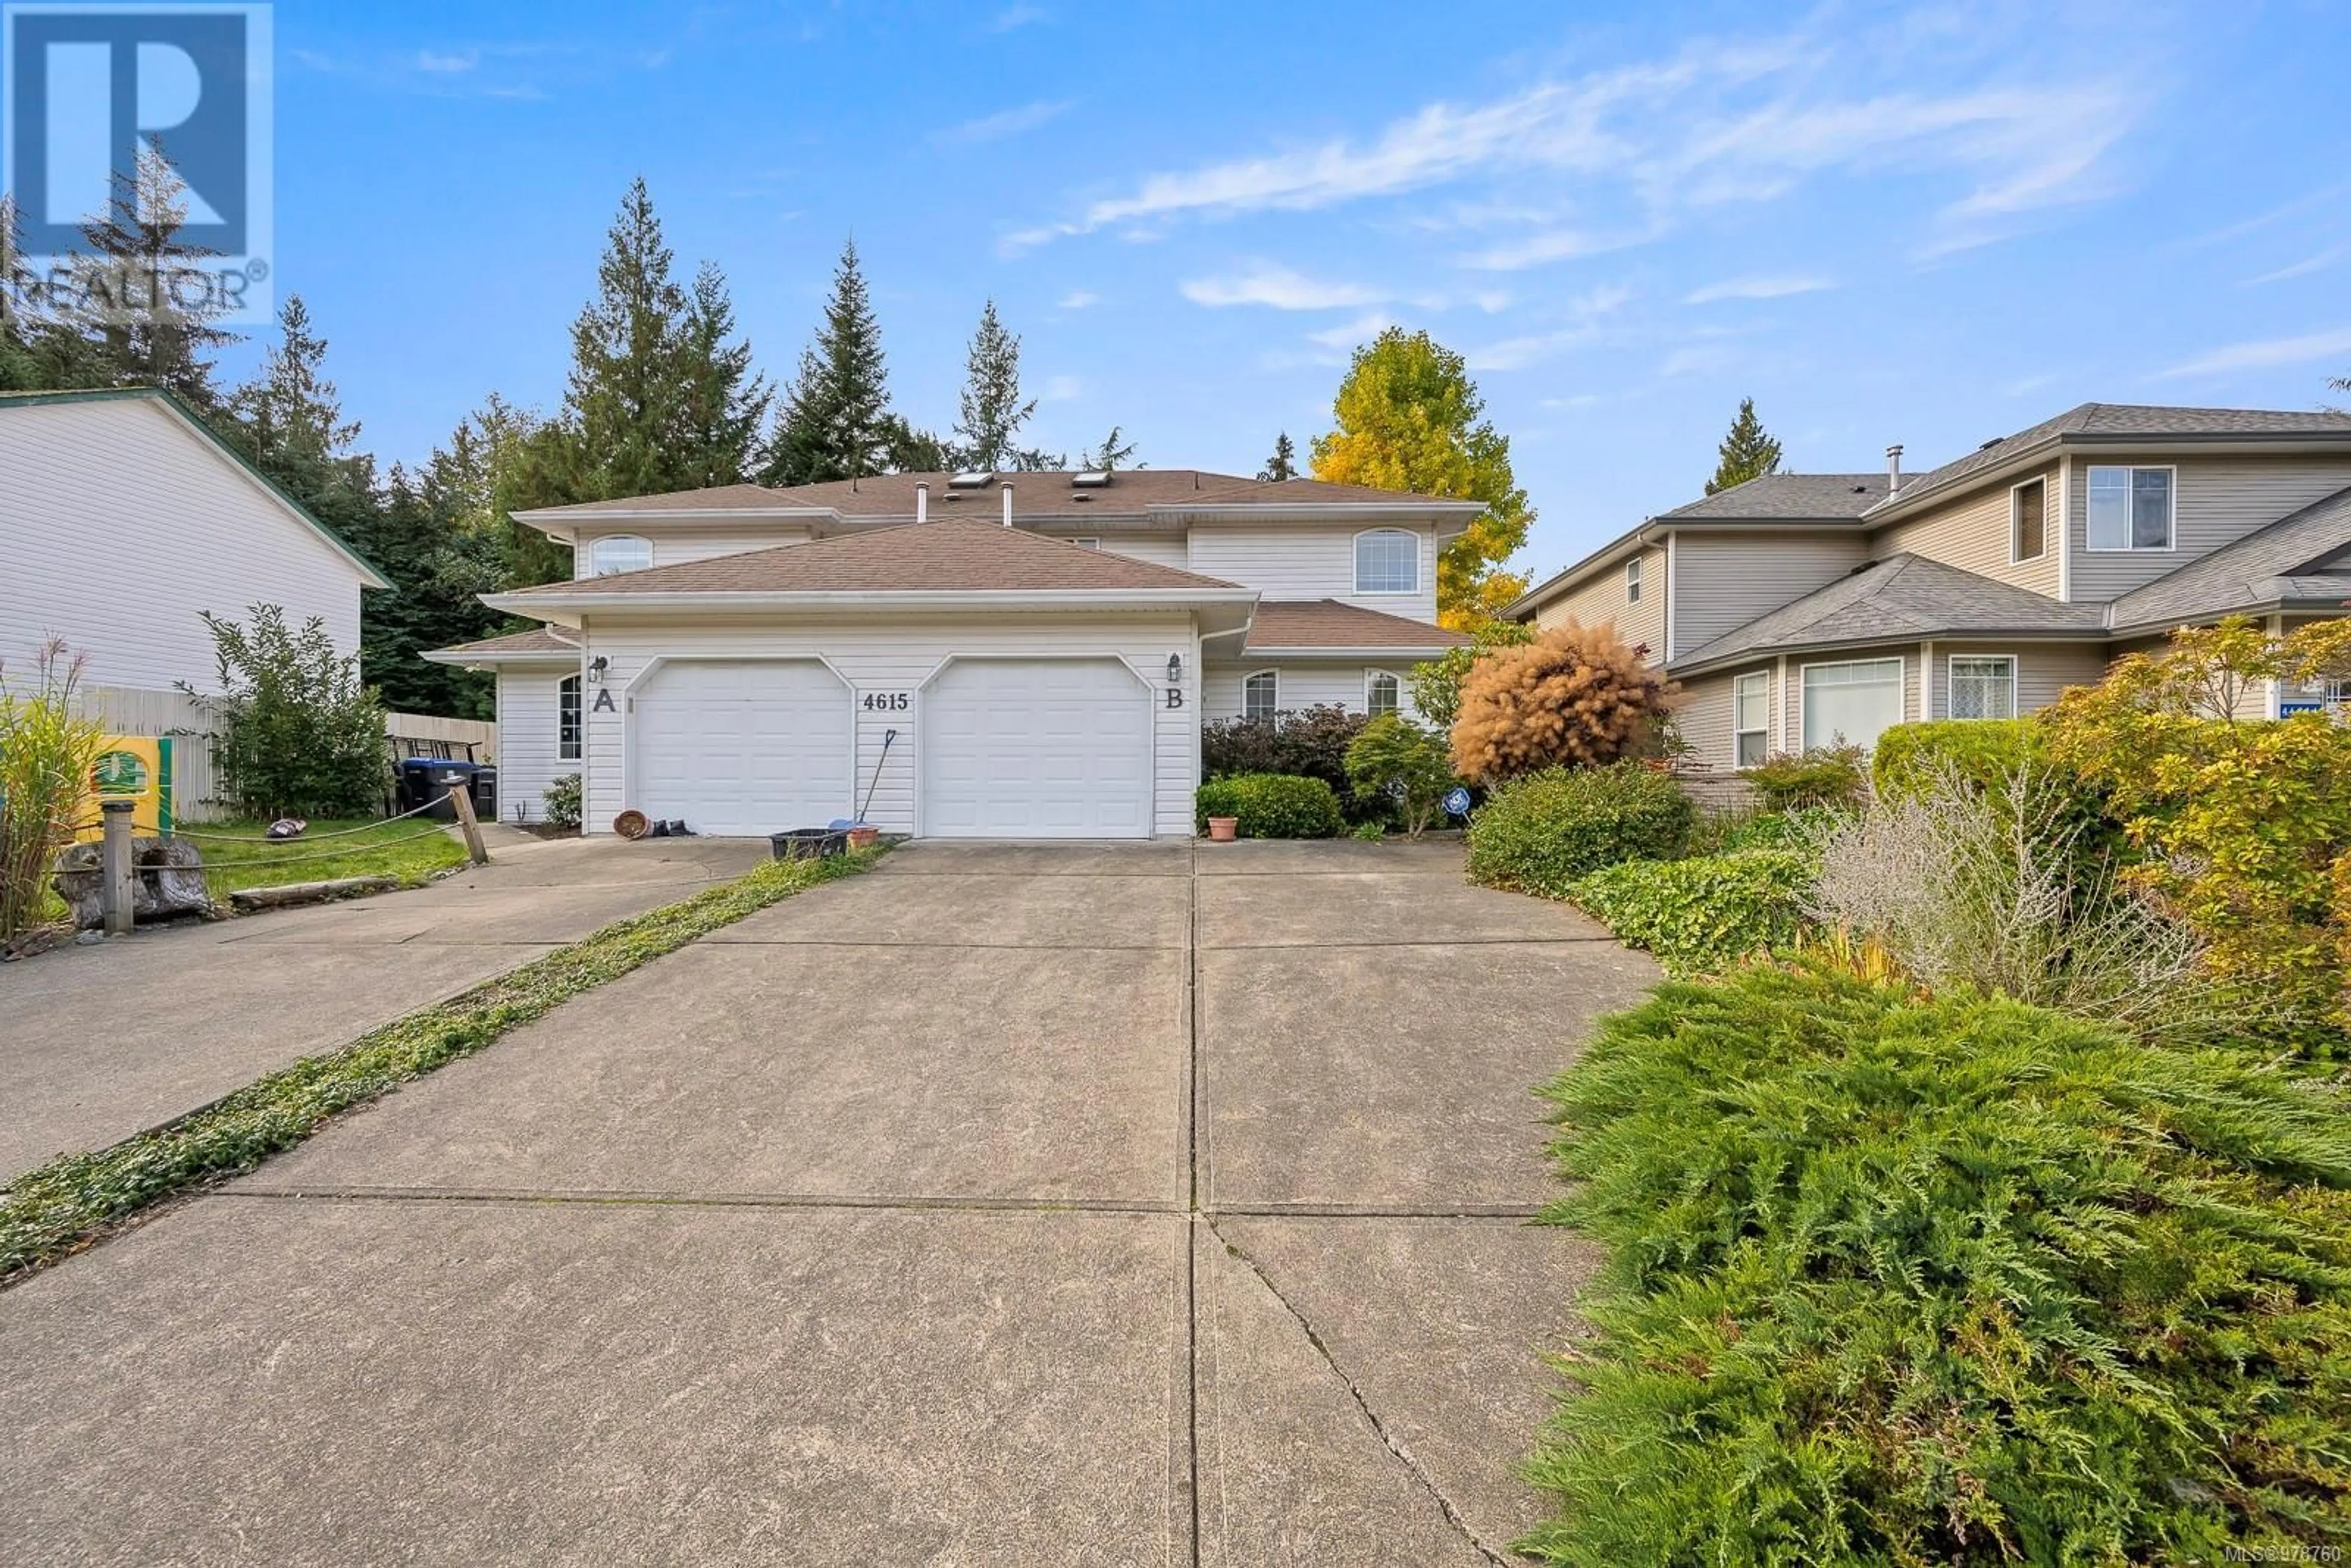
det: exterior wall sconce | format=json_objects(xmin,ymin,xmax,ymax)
[
  {"xmin": 1166, "ymin": 653, "xmax": 1183, "ymax": 685},
  {"xmin": 587, "ymin": 656, "xmax": 610, "ymax": 684}
]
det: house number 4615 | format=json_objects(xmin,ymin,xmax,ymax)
[{"xmin": 861, "ymin": 692, "xmax": 910, "ymax": 711}]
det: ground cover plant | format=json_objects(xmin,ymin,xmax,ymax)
[
  {"xmin": 0, "ymin": 847, "xmax": 880, "ymax": 1279},
  {"xmin": 1465, "ymin": 762, "xmax": 1691, "ymax": 896},
  {"xmin": 1193, "ymin": 773, "xmax": 1344, "ymax": 838},
  {"xmin": 1524, "ymin": 965, "xmax": 2351, "ymax": 1567},
  {"xmin": 1567, "ymin": 848, "xmax": 1811, "ymax": 976}
]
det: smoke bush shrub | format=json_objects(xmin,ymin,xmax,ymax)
[
  {"xmin": 1450, "ymin": 623, "xmax": 1671, "ymax": 783},
  {"xmin": 1464, "ymin": 762, "xmax": 1692, "ymax": 898}
]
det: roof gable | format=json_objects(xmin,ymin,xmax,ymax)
[{"xmin": 2105, "ymin": 481, "xmax": 2351, "ymax": 631}]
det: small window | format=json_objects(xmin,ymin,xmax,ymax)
[
  {"xmin": 588, "ymin": 535, "xmax": 653, "ymax": 576},
  {"xmin": 2011, "ymin": 478, "xmax": 2045, "ymax": 563},
  {"xmin": 558, "ymin": 674, "xmax": 583, "ymax": 762},
  {"xmin": 1732, "ymin": 671, "xmax": 1769, "ymax": 767},
  {"xmin": 1242, "ymin": 670, "xmax": 1279, "ymax": 721},
  {"xmin": 1354, "ymin": 529, "xmax": 1419, "ymax": 595},
  {"xmin": 1366, "ymin": 670, "xmax": 1400, "ymax": 716},
  {"xmin": 1624, "ymin": 557, "xmax": 1643, "ymax": 604},
  {"xmin": 1949, "ymin": 655, "xmax": 2017, "ymax": 721},
  {"xmin": 2086, "ymin": 467, "xmax": 2173, "ymax": 551}
]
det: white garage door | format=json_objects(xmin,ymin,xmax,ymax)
[
  {"xmin": 631, "ymin": 660, "xmax": 852, "ymax": 836},
  {"xmin": 924, "ymin": 658, "xmax": 1153, "ymax": 838}
]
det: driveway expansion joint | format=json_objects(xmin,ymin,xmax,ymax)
[{"xmin": 214, "ymin": 1187, "xmax": 1185, "ymax": 1216}]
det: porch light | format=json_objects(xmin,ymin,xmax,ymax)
[
  {"xmin": 587, "ymin": 656, "xmax": 609, "ymax": 685},
  {"xmin": 1166, "ymin": 653, "xmax": 1183, "ymax": 685}
]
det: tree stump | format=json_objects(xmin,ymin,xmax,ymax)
[{"xmin": 52, "ymin": 837, "xmax": 213, "ymax": 929}]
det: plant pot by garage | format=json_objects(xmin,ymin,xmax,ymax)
[
  {"xmin": 1206, "ymin": 816, "xmax": 1239, "ymax": 842},
  {"xmin": 846, "ymin": 825, "xmax": 881, "ymax": 849}
]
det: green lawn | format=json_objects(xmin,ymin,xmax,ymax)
[{"xmin": 186, "ymin": 817, "xmax": 472, "ymax": 901}]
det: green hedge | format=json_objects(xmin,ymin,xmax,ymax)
[
  {"xmin": 1568, "ymin": 849, "xmax": 1812, "ymax": 975},
  {"xmin": 1870, "ymin": 716, "xmax": 2038, "ymax": 798},
  {"xmin": 1465, "ymin": 763, "xmax": 1693, "ymax": 898},
  {"xmin": 1194, "ymin": 773, "xmax": 1344, "ymax": 838},
  {"xmin": 1523, "ymin": 966, "xmax": 2351, "ymax": 1566},
  {"xmin": 1739, "ymin": 745, "xmax": 1867, "ymax": 811}
]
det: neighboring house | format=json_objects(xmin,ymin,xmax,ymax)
[
  {"xmin": 0, "ymin": 388, "xmax": 393, "ymax": 794},
  {"xmin": 428, "ymin": 471, "xmax": 1475, "ymax": 837},
  {"xmin": 1506, "ymin": 404, "xmax": 2351, "ymax": 768}
]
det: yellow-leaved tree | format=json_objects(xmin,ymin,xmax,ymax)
[{"xmin": 1310, "ymin": 328, "xmax": 1530, "ymax": 630}]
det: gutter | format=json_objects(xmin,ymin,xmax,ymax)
[{"xmin": 481, "ymin": 587, "xmax": 1262, "ymax": 614}]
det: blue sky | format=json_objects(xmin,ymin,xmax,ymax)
[{"xmin": 252, "ymin": 0, "xmax": 2350, "ymax": 580}]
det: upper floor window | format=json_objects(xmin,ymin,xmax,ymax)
[
  {"xmin": 1732, "ymin": 670, "xmax": 1769, "ymax": 767},
  {"xmin": 1068, "ymin": 538, "xmax": 1101, "ymax": 550},
  {"xmin": 2011, "ymin": 478, "xmax": 2046, "ymax": 563},
  {"xmin": 1242, "ymin": 670, "xmax": 1279, "ymax": 721},
  {"xmin": 1354, "ymin": 529, "xmax": 1419, "ymax": 595},
  {"xmin": 2086, "ymin": 467, "xmax": 2173, "ymax": 552},
  {"xmin": 1624, "ymin": 557, "xmax": 1643, "ymax": 603},
  {"xmin": 1949, "ymin": 655, "xmax": 2017, "ymax": 720},
  {"xmin": 558, "ymin": 675, "xmax": 583, "ymax": 762},
  {"xmin": 1365, "ymin": 670, "xmax": 1400, "ymax": 716},
  {"xmin": 587, "ymin": 535, "xmax": 653, "ymax": 576}
]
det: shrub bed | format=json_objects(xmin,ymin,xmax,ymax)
[
  {"xmin": 1194, "ymin": 773, "xmax": 1344, "ymax": 838},
  {"xmin": 1464, "ymin": 762, "xmax": 1692, "ymax": 897},
  {"xmin": 1740, "ymin": 745, "xmax": 1867, "ymax": 811},
  {"xmin": 1524, "ymin": 966, "xmax": 2351, "ymax": 1567},
  {"xmin": 1568, "ymin": 849, "xmax": 1812, "ymax": 975},
  {"xmin": 1200, "ymin": 705, "xmax": 1373, "ymax": 818}
]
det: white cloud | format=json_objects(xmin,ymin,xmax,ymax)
[
  {"xmin": 1179, "ymin": 264, "xmax": 1384, "ymax": 310},
  {"xmin": 1305, "ymin": 312, "xmax": 1393, "ymax": 350},
  {"xmin": 992, "ymin": 4, "xmax": 1047, "ymax": 31},
  {"xmin": 1683, "ymin": 275, "xmax": 1834, "ymax": 304},
  {"xmin": 2178, "ymin": 184, "xmax": 2349, "ymax": 250},
  {"xmin": 1057, "ymin": 290, "xmax": 1101, "ymax": 309},
  {"xmin": 2244, "ymin": 244, "xmax": 2351, "ymax": 287},
  {"xmin": 2155, "ymin": 329, "xmax": 2351, "ymax": 380},
  {"xmin": 1465, "ymin": 285, "xmax": 1632, "ymax": 370},
  {"xmin": 933, "ymin": 99, "xmax": 1072, "ymax": 148},
  {"xmin": 1041, "ymin": 374, "xmax": 1082, "ymax": 402},
  {"xmin": 1462, "ymin": 228, "xmax": 1643, "ymax": 272},
  {"xmin": 416, "ymin": 50, "xmax": 478, "ymax": 73},
  {"xmin": 1659, "ymin": 343, "xmax": 1736, "ymax": 378}
]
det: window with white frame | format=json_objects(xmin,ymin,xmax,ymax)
[
  {"xmin": 1354, "ymin": 529, "xmax": 1419, "ymax": 595},
  {"xmin": 2085, "ymin": 467, "xmax": 2173, "ymax": 551},
  {"xmin": 1242, "ymin": 670, "xmax": 1279, "ymax": 721},
  {"xmin": 1365, "ymin": 670, "xmax": 1400, "ymax": 716},
  {"xmin": 587, "ymin": 535, "xmax": 653, "ymax": 576},
  {"xmin": 1801, "ymin": 658, "xmax": 1904, "ymax": 751},
  {"xmin": 558, "ymin": 674, "xmax": 583, "ymax": 762},
  {"xmin": 1068, "ymin": 537, "xmax": 1101, "ymax": 549},
  {"xmin": 1732, "ymin": 670, "xmax": 1769, "ymax": 767},
  {"xmin": 2011, "ymin": 478, "xmax": 2046, "ymax": 562},
  {"xmin": 1948, "ymin": 655, "xmax": 2017, "ymax": 721},
  {"xmin": 1624, "ymin": 557, "xmax": 1643, "ymax": 603}
]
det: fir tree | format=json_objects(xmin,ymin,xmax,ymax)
[
  {"xmin": 1705, "ymin": 397, "xmax": 1784, "ymax": 494},
  {"xmin": 765, "ymin": 238, "xmax": 892, "ymax": 486},
  {"xmin": 881, "ymin": 415, "xmax": 950, "ymax": 474},
  {"xmin": 1258, "ymin": 432, "xmax": 1298, "ymax": 481},
  {"xmin": 559, "ymin": 176, "xmax": 691, "ymax": 500},
  {"xmin": 952, "ymin": 298, "xmax": 1037, "ymax": 471},
  {"xmin": 50, "ymin": 147, "xmax": 241, "ymax": 405},
  {"xmin": 1081, "ymin": 425, "xmax": 1137, "ymax": 472},
  {"xmin": 671, "ymin": 260, "xmax": 770, "ymax": 489},
  {"xmin": 227, "ymin": 294, "xmax": 375, "ymax": 530}
]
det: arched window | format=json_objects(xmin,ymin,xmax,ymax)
[
  {"xmin": 1353, "ymin": 528, "xmax": 1419, "ymax": 595},
  {"xmin": 558, "ymin": 675, "xmax": 583, "ymax": 761},
  {"xmin": 1242, "ymin": 670, "xmax": 1279, "ymax": 721},
  {"xmin": 587, "ymin": 535, "xmax": 653, "ymax": 576},
  {"xmin": 1365, "ymin": 670, "xmax": 1400, "ymax": 716}
]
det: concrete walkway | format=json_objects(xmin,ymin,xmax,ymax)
[
  {"xmin": 0, "ymin": 834, "xmax": 767, "ymax": 1181},
  {"xmin": 0, "ymin": 838, "xmax": 1657, "ymax": 1565}
]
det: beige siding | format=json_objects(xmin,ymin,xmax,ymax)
[
  {"xmin": 576, "ymin": 614, "xmax": 1199, "ymax": 838},
  {"xmin": 1202, "ymin": 660, "xmax": 1422, "ymax": 722},
  {"xmin": 2066, "ymin": 454, "xmax": 2351, "ymax": 602},
  {"xmin": 1782, "ymin": 643, "xmax": 1920, "ymax": 752},
  {"xmin": 1670, "ymin": 532, "xmax": 1870, "ymax": 658},
  {"xmin": 1924, "ymin": 642, "xmax": 2109, "ymax": 720},
  {"xmin": 1186, "ymin": 522, "xmax": 1441, "ymax": 621},
  {"xmin": 1872, "ymin": 460, "xmax": 2063, "ymax": 596},
  {"xmin": 1532, "ymin": 546, "xmax": 1666, "ymax": 661},
  {"xmin": 0, "ymin": 398, "xmax": 369, "ymax": 693},
  {"xmin": 571, "ymin": 525, "xmax": 814, "ymax": 577}
]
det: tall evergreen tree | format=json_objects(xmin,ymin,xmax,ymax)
[
  {"xmin": 1258, "ymin": 432, "xmax": 1298, "ymax": 481},
  {"xmin": 952, "ymin": 298, "xmax": 1039, "ymax": 470},
  {"xmin": 1081, "ymin": 426, "xmax": 1137, "ymax": 473},
  {"xmin": 672, "ymin": 260, "xmax": 770, "ymax": 489},
  {"xmin": 764, "ymin": 238, "xmax": 893, "ymax": 486},
  {"xmin": 881, "ymin": 415, "xmax": 950, "ymax": 475},
  {"xmin": 557, "ymin": 176, "xmax": 692, "ymax": 501},
  {"xmin": 1705, "ymin": 397, "xmax": 1784, "ymax": 494},
  {"xmin": 52, "ymin": 147, "xmax": 241, "ymax": 406},
  {"xmin": 227, "ymin": 294, "xmax": 375, "ymax": 530}
]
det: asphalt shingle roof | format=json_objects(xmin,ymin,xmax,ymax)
[
  {"xmin": 426, "ymin": 626, "xmax": 581, "ymax": 660},
  {"xmin": 2105, "ymin": 482, "xmax": 2351, "ymax": 631},
  {"xmin": 520, "ymin": 471, "xmax": 1477, "ymax": 523},
  {"xmin": 1659, "ymin": 473, "xmax": 1889, "ymax": 520},
  {"xmin": 1243, "ymin": 600, "xmax": 1471, "ymax": 651}
]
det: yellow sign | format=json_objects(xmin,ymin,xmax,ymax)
[{"xmin": 75, "ymin": 736, "xmax": 174, "ymax": 842}]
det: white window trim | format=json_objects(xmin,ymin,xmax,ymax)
[
  {"xmin": 2082, "ymin": 464, "xmax": 2177, "ymax": 553},
  {"xmin": 1242, "ymin": 668, "xmax": 1280, "ymax": 721},
  {"xmin": 1365, "ymin": 668, "xmax": 1401, "ymax": 716},
  {"xmin": 1624, "ymin": 556, "xmax": 1643, "ymax": 604},
  {"xmin": 1068, "ymin": 537, "xmax": 1101, "ymax": 550},
  {"xmin": 1731, "ymin": 670, "xmax": 1769, "ymax": 768},
  {"xmin": 1798, "ymin": 655, "xmax": 1907, "ymax": 752},
  {"xmin": 1946, "ymin": 653, "xmax": 2019, "ymax": 722},
  {"xmin": 2009, "ymin": 476, "xmax": 2048, "ymax": 565},
  {"xmin": 587, "ymin": 534, "xmax": 654, "ymax": 576},
  {"xmin": 1352, "ymin": 527, "xmax": 1421, "ymax": 596},
  {"xmin": 558, "ymin": 673, "xmax": 583, "ymax": 762}
]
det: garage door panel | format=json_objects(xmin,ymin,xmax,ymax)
[
  {"xmin": 924, "ymin": 659, "xmax": 1152, "ymax": 839},
  {"xmin": 631, "ymin": 661, "xmax": 852, "ymax": 836}
]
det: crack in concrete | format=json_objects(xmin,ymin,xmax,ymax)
[{"xmin": 1207, "ymin": 1218, "xmax": 1515, "ymax": 1568}]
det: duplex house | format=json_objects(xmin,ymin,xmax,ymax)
[
  {"xmin": 1507, "ymin": 404, "xmax": 2351, "ymax": 768},
  {"xmin": 428, "ymin": 470, "xmax": 1474, "ymax": 838}
]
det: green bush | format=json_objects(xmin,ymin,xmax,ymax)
[
  {"xmin": 1194, "ymin": 773, "xmax": 1344, "ymax": 838},
  {"xmin": 1524, "ymin": 966, "xmax": 2351, "ymax": 1567},
  {"xmin": 1739, "ymin": 745, "xmax": 1867, "ymax": 811},
  {"xmin": 1569, "ymin": 849, "xmax": 1812, "ymax": 975},
  {"xmin": 1872, "ymin": 717, "xmax": 2038, "ymax": 797},
  {"xmin": 1342, "ymin": 713, "xmax": 1456, "ymax": 838},
  {"xmin": 1464, "ymin": 762, "xmax": 1693, "ymax": 897},
  {"xmin": 188, "ymin": 604, "xmax": 389, "ymax": 819},
  {"xmin": 542, "ymin": 773, "xmax": 583, "ymax": 831},
  {"xmin": 1684, "ymin": 806, "xmax": 1842, "ymax": 857}
]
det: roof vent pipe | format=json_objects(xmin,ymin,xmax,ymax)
[
  {"xmin": 1000, "ymin": 481, "xmax": 1014, "ymax": 527},
  {"xmin": 1886, "ymin": 444, "xmax": 1904, "ymax": 494},
  {"xmin": 915, "ymin": 481, "xmax": 929, "ymax": 524}
]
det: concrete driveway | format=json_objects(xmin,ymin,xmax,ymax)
[
  {"xmin": 0, "ymin": 833, "xmax": 767, "ymax": 1182},
  {"xmin": 0, "ymin": 838, "xmax": 1657, "ymax": 1566}
]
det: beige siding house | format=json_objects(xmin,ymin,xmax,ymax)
[{"xmin": 1509, "ymin": 403, "xmax": 2351, "ymax": 769}]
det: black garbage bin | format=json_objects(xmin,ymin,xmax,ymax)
[
  {"xmin": 395, "ymin": 758, "xmax": 457, "ymax": 819},
  {"xmin": 469, "ymin": 765, "xmax": 498, "ymax": 821}
]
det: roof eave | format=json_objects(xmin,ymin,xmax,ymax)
[
  {"xmin": 480, "ymin": 587, "xmax": 1262, "ymax": 614},
  {"xmin": 1243, "ymin": 643, "xmax": 1467, "ymax": 658},
  {"xmin": 1668, "ymin": 625, "xmax": 2107, "ymax": 679},
  {"xmin": 421, "ymin": 647, "xmax": 582, "ymax": 669}
]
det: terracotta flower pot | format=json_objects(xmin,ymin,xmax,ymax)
[
  {"xmin": 1207, "ymin": 817, "xmax": 1239, "ymax": 842},
  {"xmin": 846, "ymin": 825, "xmax": 881, "ymax": 849}
]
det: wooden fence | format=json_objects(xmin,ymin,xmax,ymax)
[{"xmin": 75, "ymin": 686, "xmax": 495, "ymax": 822}]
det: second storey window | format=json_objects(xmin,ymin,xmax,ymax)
[
  {"xmin": 1243, "ymin": 670, "xmax": 1279, "ymax": 721},
  {"xmin": 1949, "ymin": 655, "xmax": 2017, "ymax": 721},
  {"xmin": 1354, "ymin": 529, "xmax": 1419, "ymax": 595},
  {"xmin": 1624, "ymin": 557, "xmax": 1643, "ymax": 602},
  {"xmin": 1365, "ymin": 670, "xmax": 1400, "ymax": 716},
  {"xmin": 2012, "ymin": 478, "xmax": 2046, "ymax": 562},
  {"xmin": 2086, "ymin": 466, "xmax": 2173, "ymax": 551},
  {"xmin": 1733, "ymin": 670, "xmax": 1769, "ymax": 767},
  {"xmin": 558, "ymin": 674, "xmax": 583, "ymax": 762},
  {"xmin": 588, "ymin": 535, "xmax": 653, "ymax": 576}
]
